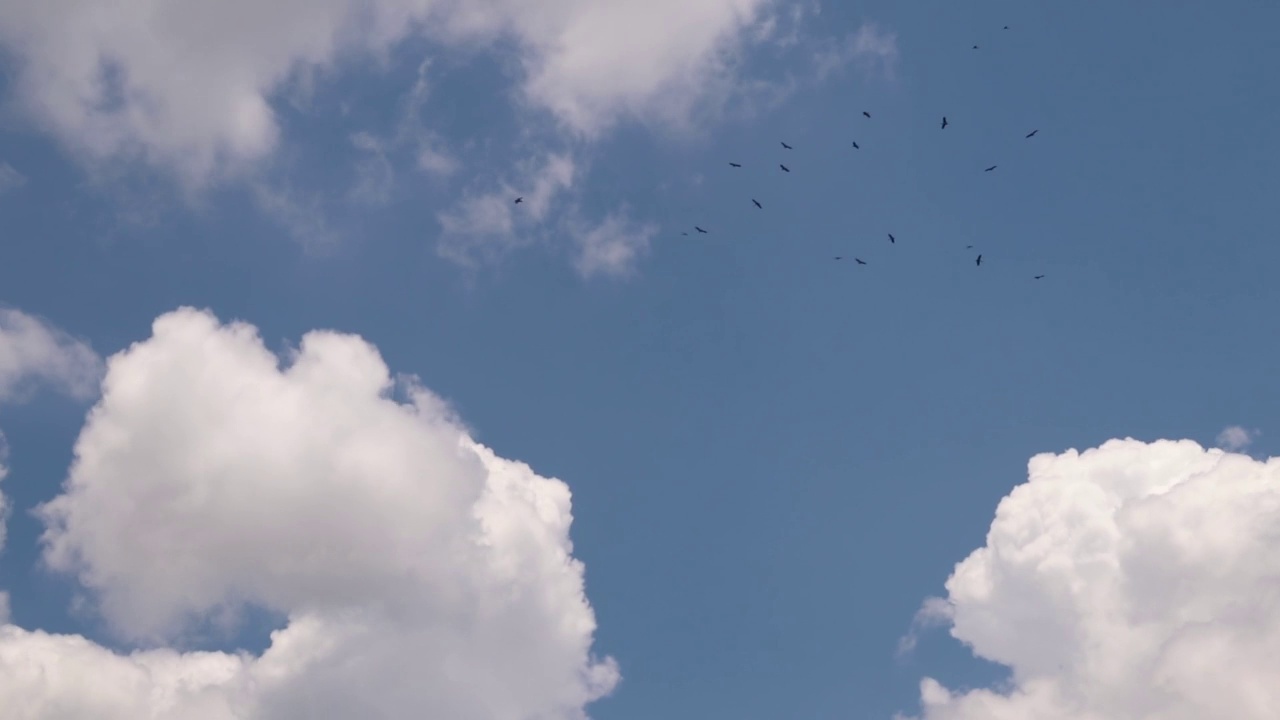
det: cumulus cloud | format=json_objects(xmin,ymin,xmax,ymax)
[
  {"xmin": 0, "ymin": 308, "xmax": 103, "ymax": 404},
  {"xmin": 897, "ymin": 438, "xmax": 1280, "ymax": 720},
  {"xmin": 0, "ymin": 163, "xmax": 27, "ymax": 195},
  {"xmin": 0, "ymin": 307, "xmax": 617, "ymax": 718},
  {"xmin": 569, "ymin": 209, "xmax": 658, "ymax": 280},
  {"xmin": 0, "ymin": 0, "xmax": 777, "ymax": 186},
  {"xmin": 1215, "ymin": 425, "xmax": 1258, "ymax": 452}
]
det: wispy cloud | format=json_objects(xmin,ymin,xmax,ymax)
[
  {"xmin": 569, "ymin": 208, "xmax": 658, "ymax": 280},
  {"xmin": 895, "ymin": 596, "xmax": 954, "ymax": 658},
  {"xmin": 1216, "ymin": 425, "xmax": 1259, "ymax": 452},
  {"xmin": 0, "ymin": 162, "xmax": 26, "ymax": 194},
  {"xmin": 813, "ymin": 22, "xmax": 900, "ymax": 82}
]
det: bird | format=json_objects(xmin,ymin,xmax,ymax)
[
  {"xmin": 781, "ymin": 141, "xmax": 793, "ymax": 149},
  {"xmin": 941, "ymin": 116, "xmax": 948, "ymax": 129},
  {"xmin": 855, "ymin": 258, "xmax": 867, "ymax": 265},
  {"xmin": 1003, "ymin": 25, "xmax": 1010, "ymax": 30},
  {"xmin": 888, "ymin": 233, "xmax": 895, "ymax": 243},
  {"xmin": 965, "ymin": 245, "xmax": 974, "ymax": 249},
  {"xmin": 973, "ymin": 45, "xmax": 979, "ymax": 49},
  {"xmin": 1025, "ymin": 129, "xmax": 1039, "ymax": 138},
  {"xmin": 984, "ymin": 165, "xmax": 998, "ymax": 172},
  {"xmin": 729, "ymin": 162, "xmax": 742, "ymax": 167},
  {"xmin": 976, "ymin": 255, "xmax": 983, "ymax": 266},
  {"xmin": 514, "ymin": 197, "xmax": 523, "ymax": 204},
  {"xmin": 835, "ymin": 256, "xmax": 843, "ymax": 260},
  {"xmin": 780, "ymin": 164, "xmax": 791, "ymax": 172},
  {"xmin": 752, "ymin": 199, "xmax": 763, "ymax": 209},
  {"xmin": 681, "ymin": 232, "xmax": 689, "ymax": 236},
  {"xmin": 695, "ymin": 226, "xmax": 709, "ymax": 234},
  {"xmin": 1034, "ymin": 274, "xmax": 1045, "ymax": 279},
  {"xmin": 851, "ymin": 141, "xmax": 860, "ymax": 149},
  {"xmin": 862, "ymin": 111, "xmax": 871, "ymax": 118}
]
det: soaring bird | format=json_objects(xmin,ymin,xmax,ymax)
[
  {"xmin": 781, "ymin": 141, "xmax": 793, "ymax": 149},
  {"xmin": 514, "ymin": 197, "xmax": 523, "ymax": 204},
  {"xmin": 941, "ymin": 116, "xmax": 949, "ymax": 129},
  {"xmin": 965, "ymin": 245, "xmax": 974, "ymax": 249},
  {"xmin": 681, "ymin": 232, "xmax": 689, "ymax": 236},
  {"xmin": 835, "ymin": 256, "xmax": 843, "ymax": 260},
  {"xmin": 1003, "ymin": 25, "xmax": 1010, "ymax": 30},
  {"xmin": 851, "ymin": 141, "xmax": 860, "ymax": 149},
  {"xmin": 972, "ymin": 44, "xmax": 979, "ymax": 49},
  {"xmin": 976, "ymin": 255, "xmax": 983, "ymax": 266},
  {"xmin": 752, "ymin": 199, "xmax": 763, "ymax": 209},
  {"xmin": 1034, "ymin": 274, "xmax": 1045, "ymax": 279},
  {"xmin": 780, "ymin": 164, "xmax": 791, "ymax": 172},
  {"xmin": 729, "ymin": 162, "xmax": 742, "ymax": 167},
  {"xmin": 855, "ymin": 258, "xmax": 867, "ymax": 265},
  {"xmin": 1025, "ymin": 129, "xmax": 1039, "ymax": 138},
  {"xmin": 888, "ymin": 233, "xmax": 895, "ymax": 243},
  {"xmin": 984, "ymin": 165, "xmax": 998, "ymax": 172},
  {"xmin": 695, "ymin": 226, "xmax": 709, "ymax": 234},
  {"xmin": 862, "ymin": 111, "xmax": 872, "ymax": 118}
]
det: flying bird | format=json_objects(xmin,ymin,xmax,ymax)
[
  {"xmin": 851, "ymin": 141, "xmax": 860, "ymax": 149},
  {"xmin": 681, "ymin": 232, "xmax": 688, "ymax": 236},
  {"xmin": 752, "ymin": 199, "xmax": 763, "ymax": 209},
  {"xmin": 1025, "ymin": 129, "xmax": 1039, "ymax": 138},
  {"xmin": 695, "ymin": 226, "xmax": 709, "ymax": 234},
  {"xmin": 780, "ymin": 164, "xmax": 791, "ymax": 172},
  {"xmin": 835, "ymin": 256, "xmax": 843, "ymax": 260},
  {"xmin": 862, "ymin": 111, "xmax": 872, "ymax": 118},
  {"xmin": 976, "ymin": 255, "xmax": 983, "ymax": 266},
  {"xmin": 780, "ymin": 141, "xmax": 793, "ymax": 149},
  {"xmin": 514, "ymin": 197, "xmax": 523, "ymax": 204},
  {"xmin": 888, "ymin": 233, "xmax": 895, "ymax": 244},
  {"xmin": 965, "ymin": 245, "xmax": 974, "ymax": 249},
  {"xmin": 941, "ymin": 116, "xmax": 948, "ymax": 129},
  {"xmin": 855, "ymin": 258, "xmax": 867, "ymax": 265},
  {"xmin": 1034, "ymin": 274, "xmax": 1045, "ymax": 279},
  {"xmin": 973, "ymin": 45, "xmax": 979, "ymax": 49},
  {"xmin": 1003, "ymin": 25, "xmax": 1010, "ymax": 30},
  {"xmin": 729, "ymin": 162, "xmax": 742, "ymax": 167},
  {"xmin": 984, "ymin": 165, "xmax": 998, "ymax": 172}
]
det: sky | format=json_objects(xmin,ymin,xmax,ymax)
[{"xmin": 1, "ymin": 1, "xmax": 1279, "ymax": 718}]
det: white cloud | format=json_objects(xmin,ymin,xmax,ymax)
[
  {"xmin": 814, "ymin": 22, "xmax": 899, "ymax": 81},
  {"xmin": 897, "ymin": 438, "xmax": 1280, "ymax": 720},
  {"xmin": 0, "ymin": 308, "xmax": 103, "ymax": 404},
  {"xmin": 896, "ymin": 596, "xmax": 954, "ymax": 658},
  {"xmin": 0, "ymin": 162, "xmax": 27, "ymax": 194},
  {"xmin": 570, "ymin": 209, "xmax": 658, "ymax": 280},
  {"xmin": 2, "ymin": 307, "xmax": 616, "ymax": 718},
  {"xmin": 1215, "ymin": 425, "xmax": 1258, "ymax": 452},
  {"xmin": 0, "ymin": 0, "xmax": 778, "ymax": 186},
  {"xmin": 437, "ymin": 152, "xmax": 576, "ymax": 267}
]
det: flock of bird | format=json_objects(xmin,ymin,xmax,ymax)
[{"xmin": 512, "ymin": 25, "xmax": 1048, "ymax": 280}]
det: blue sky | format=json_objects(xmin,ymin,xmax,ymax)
[{"xmin": 1, "ymin": 2, "xmax": 1279, "ymax": 719}]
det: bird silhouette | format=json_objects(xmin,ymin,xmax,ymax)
[
  {"xmin": 681, "ymin": 232, "xmax": 688, "ymax": 236},
  {"xmin": 835, "ymin": 256, "xmax": 843, "ymax": 260},
  {"xmin": 780, "ymin": 141, "xmax": 793, "ymax": 150},
  {"xmin": 976, "ymin": 255, "xmax": 983, "ymax": 266},
  {"xmin": 1003, "ymin": 25, "xmax": 1010, "ymax": 30},
  {"xmin": 972, "ymin": 45, "xmax": 979, "ymax": 49},
  {"xmin": 984, "ymin": 165, "xmax": 998, "ymax": 172},
  {"xmin": 695, "ymin": 226, "xmax": 709, "ymax": 234},
  {"xmin": 862, "ymin": 111, "xmax": 872, "ymax": 118},
  {"xmin": 966, "ymin": 245, "xmax": 974, "ymax": 249},
  {"xmin": 855, "ymin": 258, "xmax": 867, "ymax": 265},
  {"xmin": 941, "ymin": 116, "xmax": 948, "ymax": 129},
  {"xmin": 888, "ymin": 233, "xmax": 895, "ymax": 243},
  {"xmin": 1025, "ymin": 129, "xmax": 1038, "ymax": 138},
  {"xmin": 729, "ymin": 162, "xmax": 742, "ymax": 167},
  {"xmin": 514, "ymin": 197, "xmax": 523, "ymax": 204},
  {"xmin": 780, "ymin": 164, "xmax": 791, "ymax": 172},
  {"xmin": 1034, "ymin": 275, "xmax": 1045, "ymax": 279},
  {"xmin": 851, "ymin": 141, "xmax": 860, "ymax": 149},
  {"xmin": 752, "ymin": 199, "xmax": 763, "ymax": 209}
]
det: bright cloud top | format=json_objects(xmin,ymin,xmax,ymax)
[
  {"xmin": 0, "ymin": 308, "xmax": 103, "ymax": 404},
  {"xmin": 2, "ymin": 307, "xmax": 617, "ymax": 719},
  {"xmin": 0, "ymin": 0, "xmax": 775, "ymax": 186},
  {"xmin": 899, "ymin": 438, "xmax": 1280, "ymax": 720}
]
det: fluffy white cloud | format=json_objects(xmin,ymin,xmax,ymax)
[
  {"xmin": 0, "ymin": 0, "xmax": 777, "ymax": 186},
  {"xmin": 0, "ymin": 162, "xmax": 27, "ymax": 194},
  {"xmin": 898, "ymin": 438, "xmax": 1280, "ymax": 720},
  {"xmin": 569, "ymin": 210, "xmax": 657, "ymax": 280},
  {"xmin": 0, "ymin": 308, "xmax": 103, "ymax": 404},
  {"xmin": 1, "ymin": 307, "xmax": 616, "ymax": 719},
  {"xmin": 1215, "ymin": 425, "xmax": 1258, "ymax": 452}
]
